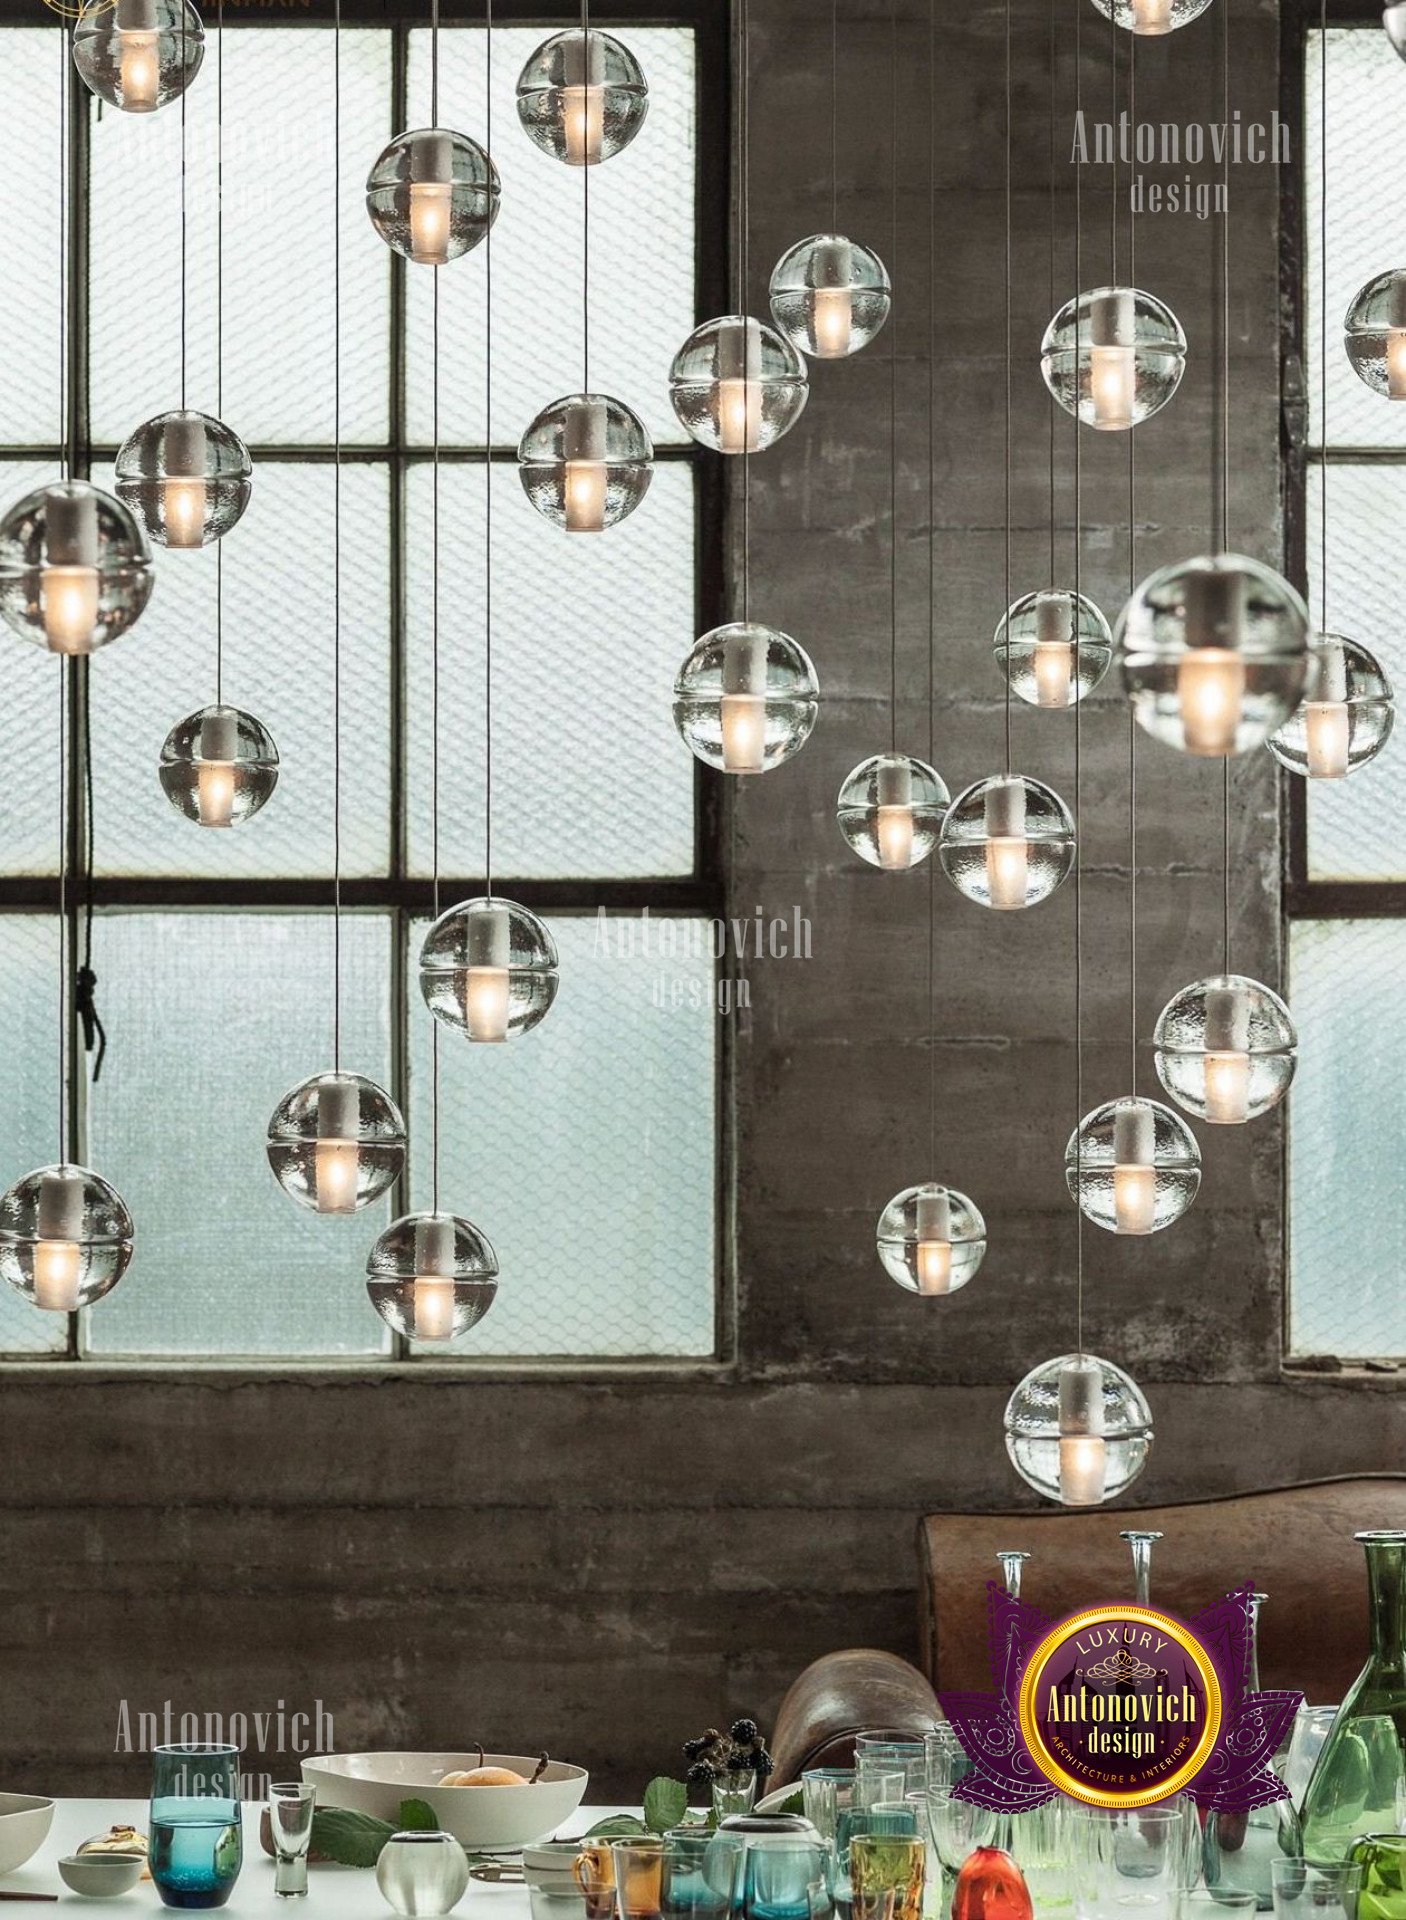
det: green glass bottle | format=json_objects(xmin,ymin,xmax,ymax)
[
  {"xmin": 1301, "ymin": 1532, "xmax": 1406, "ymax": 1865},
  {"xmin": 1202, "ymin": 1591, "xmax": 1303, "ymax": 1908}
]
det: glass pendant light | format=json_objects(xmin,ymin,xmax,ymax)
[
  {"xmin": 366, "ymin": 1212, "xmax": 498, "ymax": 1343},
  {"xmin": 994, "ymin": 589, "xmax": 1111, "ymax": 709},
  {"xmin": 668, "ymin": 316, "xmax": 808, "ymax": 453},
  {"xmin": 769, "ymin": 235, "xmax": 891, "ymax": 359},
  {"xmin": 673, "ymin": 622, "xmax": 818, "ymax": 774},
  {"xmin": 420, "ymin": 898, "xmax": 560, "ymax": 1042},
  {"xmin": 1269, "ymin": 634, "xmax": 1394, "ymax": 778},
  {"xmin": 0, "ymin": 1166, "xmax": 134, "ymax": 1313},
  {"xmin": 517, "ymin": 395, "xmax": 652, "ymax": 532},
  {"xmin": 1386, "ymin": 3, "xmax": 1406, "ymax": 60},
  {"xmin": 159, "ymin": 705, "xmax": 278, "ymax": 828},
  {"xmin": 876, "ymin": 1184, "xmax": 986, "ymax": 1296},
  {"xmin": 939, "ymin": 774, "xmax": 1075, "ymax": 909},
  {"xmin": 1065, "ymin": 1095, "xmax": 1200, "ymax": 1234},
  {"xmin": 267, "ymin": 1072, "xmax": 406, "ymax": 1214},
  {"xmin": 1041, "ymin": 287, "xmax": 1186, "ymax": 429},
  {"xmin": 1005, "ymin": 1353, "xmax": 1153, "ymax": 1508},
  {"xmin": 1088, "ymin": 0, "xmax": 1213, "ymax": 34},
  {"xmin": 1117, "ymin": 553, "xmax": 1309, "ymax": 755},
  {"xmin": 366, "ymin": 129, "xmax": 499, "ymax": 265},
  {"xmin": 1153, "ymin": 975, "xmax": 1296, "ymax": 1125},
  {"xmin": 1345, "ymin": 269, "xmax": 1406, "ymax": 398},
  {"xmin": 515, "ymin": 29, "xmax": 647, "ymax": 165},
  {"xmin": 837, "ymin": 754, "xmax": 948, "ymax": 870},
  {"xmin": 0, "ymin": 480, "xmax": 153, "ymax": 656},
  {"xmin": 73, "ymin": 0, "xmax": 204, "ymax": 113},
  {"xmin": 115, "ymin": 410, "xmax": 251, "ymax": 549}
]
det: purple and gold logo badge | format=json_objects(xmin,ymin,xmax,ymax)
[{"xmin": 939, "ymin": 1583, "xmax": 1301, "ymax": 1813}]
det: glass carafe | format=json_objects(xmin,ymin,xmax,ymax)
[
  {"xmin": 1301, "ymin": 1531, "xmax": 1406, "ymax": 1865},
  {"xmin": 1202, "ymin": 1591, "xmax": 1302, "ymax": 1906}
]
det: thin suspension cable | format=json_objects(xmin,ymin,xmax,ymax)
[
  {"xmin": 1128, "ymin": 31, "xmax": 1137, "ymax": 1092},
  {"xmin": 740, "ymin": 0, "xmax": 750, "ymax": 624},
  {"xmin": 179, "ymin": 40, "xmax": 188, "ymax": 411},
  {"xmin": 430, "ymin": 0, "xmax": 440, "ymax": 122},
  {"xmin": 1109, "ymin": 15, "xmax": 1117, "ymax": 286},
  {"xmin": 58, "ymin": 666, "xmax": 66, "ymax": 1160},
  {"xmin": 57, "ymin": 26, "xmax": 68, "ymax": 1161},
  {"xmin": 1319, "ymin": 0, "xmax": 1327, "ymax": 631},
  {"xmin": 332, "ymin": 0, "xmax": 342, "ymax": 1069},
  {"xmin": 830, "ymin": 0, "xmax": 838, "ymax": 232},
  {"xmin": 1220, "ymin": 0, "xmax": 1231, "ymax": 972},
  {"xmin": 1047, "ymin": 0, "xmax": 1056, "ymax": 587},
  {"xmin": 1073, "ymin": 0, "xmax": 1085, "ymax": 1354},
  {"xmin": 927, "ymin": 0, "xmax": 937, "ymax": 1174},
  {"xmin": 431, "ymin": 263, "xmax": 441, "ymax": 1208},
  {"xmin": 59, "ymin": 24, "xmax": 68, "ymax": 484},
  {"xmin": 1002, "ymin": 0, "xmax": 1012, "ymax": 773},
  {"xmin": 215, "ymin": 0, "xmax": 224, "ymax": 702},
  {"xmin": 581, "ymin": 0, "xmax": 589, "ymax": 390},
  {"xmin": 484, "ymin": 0, "xmax": 494, "ymax": 894},
  {"xmin": 888, "ymin": 0, "xmax": 898, "ymax": 754}
]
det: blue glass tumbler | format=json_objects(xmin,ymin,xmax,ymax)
[{"xmin": 149, "ymin": 1743, "xmax": 243, "ymax": 1909}]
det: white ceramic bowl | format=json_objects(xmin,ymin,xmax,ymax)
[
  {"xmin": 0, "ymin": 1794, "xmax": 54, "ymax": 1875},
  {"xmin": 58, "ymin": 1854, "xmax": 145, "ymax": 1897},
  {"xmin": 302, "ymin": 1754, "xmax": 588, "ymax": 1853}
]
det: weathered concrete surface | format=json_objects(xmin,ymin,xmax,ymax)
[{"xmin": 0, "ymin": 0, "xmax": 1360, "ymax": 1807}]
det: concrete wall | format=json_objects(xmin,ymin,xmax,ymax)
[{"xmin": 5, "ymin": 0, "xmax": 1396, "ymax": 1809}]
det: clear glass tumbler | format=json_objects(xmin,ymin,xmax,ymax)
[{"xmin": 267, "ymin": 1783, "xmax": 314, "ymax": 1898}]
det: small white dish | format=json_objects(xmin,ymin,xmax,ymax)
[
  {"xmin": 58, "ymin": 1855, "xmax": 145, "ymax": 1897},
  {"xmin": 0, "ymin": 1795, "xmax": 55, "ymax": 1877}
]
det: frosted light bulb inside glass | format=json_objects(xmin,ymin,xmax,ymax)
[
  {"xmin": 1303, "ymin": 640, "xmax": 1352, "ymax": 778},
  {"xmin": 1058, "ymin": 1357, "xmax": 1108, "ymax": 1507},
  {"xmin": 40, "ymin": 488, "xmax": 101, "ymax": 654},
  {"xmin": 1201, "ymin": 985, "xmax": 1252, "ymax": 1124},
  {"xmin": 119, "ymin": 30, "xmax": 160, "ymax": 111},
  {"xmin": 1131, "ymin": 0, "xmax": 1173, "ymax": 32},
  {"xmin": 312, "ymin": 1140, "xmax": 360, "ymax": 1213},
  {"xmin": 1033, "ymin": 591, "xmax": 1074, "ymax": 708},
  {"xmin": 1112, "ymin": 1099, "xmax": 1157, "ymax": 1235},
  {"xmin": 813, "ymin": 286, "xmax": 853, "ymax": 357},
  {"xmin": 461, "ymin": 901, "xmax": 511, "ymax": 1042},
  {"xmin": 32, "ymin": 1237, "xmax": 81, "ymax": 1313},
  {"xmin": 1089, "ymin": 292, "xmax": 1137, "ymax": 429},
  {"xmin": 1179, "ymin": 648, "xmax": 1245, "ymax": 753},
  {"xmin": 162, "ymin": 475, "xmax": 207, "ymax": 549},
  {"xmin": 563, "ymin": 461, "xmax": 608, "ymax": 532},
  {"xmin": 563, "ymin": 83, "xmax": 605, "ymax": 164},
  {"xmin": 195, "ymin": 758, "xmax": 235, "ymax": 828},
  {"xmin": 719, "ymin": 627, "xmax": 770, "ymax": 773},
  {"xmin": 915, "ymin": 1189, "xmax": 952, "ymax": 1297},
  {"xmin": 984, "ymin": 779, "xmax": 1029, "ymax": 909},
  {"xmin": 413, "ymin": 1274, "xmax": 457, "ymax": 1341},
  {"xmin": 408, "ymin": 181, "xmax": 453, "ymax": 265},
  {"xmin": 875, "ymin": 759, "xmax": 916, "ymax": 871},
  {"xmin": 1388, "ymin": 329, "xmax": 1406, "ymax": 399},
  {"xmin": 717, "ymin": 380, "xmax": 761, "ymax": 455}
]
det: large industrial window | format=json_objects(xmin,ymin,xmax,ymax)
[
  {"xmin": 0, "ymin": 16, "xmax": 722, "ymax": 1363},
  {"xmin": 1288, "ymin": 20, "xmax": 1406, "ymax": 1360}
]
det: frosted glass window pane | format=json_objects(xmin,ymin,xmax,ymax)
[
  {"xmin": 406, "ymin": 913, "xmax": 715, "ymax": 1357},
  {"xmin": 86, "ymin": 912, "xmax": 394, "ymax": 1358},
  {"xmin": 1289, "ymin": 919, "xmax": 1406, "ymax": 1358},
  {"xmin": 88, "ymin": 462, "xmax": 392, "ymax": 879},
  {"xmin": 1305, "ymin": 464, "xmax": 1406, "ymax": 880},
  {"xmin": 403, "ymin": 462, "xmax": 695, "ymax": 879},
  {"xmin": 1306, "ymin": 30, "xmax": 1406, "ymax": 448},
  {"xmin": 0, "ymin": 915, "xmax": 67, "ymax": 1356},
  {"xmin": 0, "ymin": 460, "xmax": 67, "ymax": 877},
  {"xmin": 0, "ymin": 32, "xmax": 64, "ymax": 446},
  {"xmin": 404, "ymin": 27, "xmax": 695, "ymax": 447},
  {"xmin": 89, "ymin": 29, "xmax": 391, "ymax": 446}
]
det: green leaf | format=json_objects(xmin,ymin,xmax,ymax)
[
  {"xmin": 309, "ymin": 1807, "xmax": 397, "ymax": 1869},
  {"xmin": 582, "ymin": 1815, "xmax": 650, "ymax": 1839},
  {"xmin": 643, "ymin": 1777, "xmax": 689, "ymax": 1836},
  {"xmin": 397, "ymin": 1799, "xmax": 439, "ymax": 1833}
]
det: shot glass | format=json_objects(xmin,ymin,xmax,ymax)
[{"xmin": 267, "ymin": 1783, "xmax": 315, "ymax": 1898}]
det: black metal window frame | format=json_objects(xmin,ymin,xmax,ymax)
[{"xmin": 0, "ymin": 0, "xmax": 732, "ymax": 1370}]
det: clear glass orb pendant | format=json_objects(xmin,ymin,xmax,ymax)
[
  {"xmin": 1066, "ymin": 1095, "xmax": 1201, "ymax": 1234},
  {"xmin": 73, "ymin": 0, "xmax": 204, "ymax": 113},
  {"xmin": 366, "ymin": 1211, "xmax": 499, "ymax": 1343},
  {"xmin": 768, "ymin": 234, "xmax": 891, "ymax": 360},
  {"xmin": 266, "ymin": 1072, "xmax": 407, "ymax": 1214},
  {"xmin": 938, "ymin": 774, "xmax": 1075, "ymax": 909},
  {"xmin": 1153, "ymin": 975, "xmax": 1297, "ymax": 1125},
  {"xmin": 1268, "ymin": 633, "xmax": 1394, "ymax": 778},
  {"xmin": 668, "ymin": 316, "xmax": 808, "ymax": 453},
  {"xmin": 159, "ymin": 705, "xmax": 279, "ymax": 828},
  {"xmin": 1344, "ymin": 269, "xmax": 1406, "ymax": 397},
  {"xmin": 115, "ymin": 410, "xmax": 251, "ymax": 549},
  {"xmin": 673, "ymin": 622, "xmax": 818, "ymax": 774},
  {"xmin": 517, "ymin": 395, "xmax": 652, "ymax": 532},
  {"xmin": 0, "ymin": 480, "xmax": 153, "ymax": 656},
  {"xmin": 515, "ymin": 30, "xmax": 647, "ymax": 165},
  {"xmin": 836, "ymin": 753, "xmax": 949, "ymax": 870},
  {"xmin": 1088, "ymin": 0, "xmax": 1213, "ymax": 34},
  {"xmin": 366, "ymin": 129, "xmax": 499, "ymax": 265},
  {"xmin": 1040, "ymin": 287, "xmax": 1186, "ymax": 430},
  {"xmin": 1386, "ymin": 3, "xmax": 1406, "ymax": 62},
  {"xmin": 994, "ymin": 589, "xmax": 1112, "ymax": 709},
  {"xmin": 1005, "ymin": 1353, "xmax": 1153, "ymax": 1508},
  {"xmin": 420, "ymin": 897, "xmax": 559, "ymax": 1042},
  {"xmin": 0, "ymin": 1165, "xmax": 134, "ymax": 1312},
  {"xmin": 1117, "ymin": 552, "xmax": 1309, "ymax": 756},
  {"xmin": 876, "ymin": 1184, "xmax": 986, "ymax": 1296}
]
